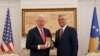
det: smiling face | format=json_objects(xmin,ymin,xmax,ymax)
[
  {"xmin": 58, "ymin": 14, "xmax": 66, "ymax": 27},
  {"xmin": 36, "ymin": 15, "xmax": 46, "ymax": 29}
]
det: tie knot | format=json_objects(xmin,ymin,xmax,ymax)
[
  {"xmin": 40, "ymin": 29, "xmax": 43, "ymax": 31},
  {"xmin": 40, "ymin": 29, "xmax": 44, "ymax": 33},
  {"xmin": 60, "ymin": 29, "xmax": 63, "ymax": 31}
]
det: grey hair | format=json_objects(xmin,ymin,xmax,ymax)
[
  {"xmin": 58, "ymin": 14, "xmax": 66, "ymax": 19},
  {"xmin": 36, "ymin": 14, "xmax": 46, "ymax": 21}
]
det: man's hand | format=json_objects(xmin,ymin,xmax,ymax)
[
  {"xmin": 40, "ymin": 45, "xmax": 50, "ymax": 49},
  {"xmin": 50, "ymin": 42, "xmax": 54, "ymax": 49}
]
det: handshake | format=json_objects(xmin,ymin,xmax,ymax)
[
  {"xmin": 38, "ymin": 37, "xmax": 54, "ymax": 50},
  {"xmin": 39, "ymin": 42, "xmax": 54, "ymax": 50}
]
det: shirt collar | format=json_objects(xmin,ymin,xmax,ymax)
[
  {"xmin": 61, "ymin": 24, "xmax": 67, "ymax": 31},
  {"xmin": 37, "ymin": 26, "xmax": 43, "ymax": 31}
]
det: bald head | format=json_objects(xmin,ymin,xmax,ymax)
[{"xmin": 36, "ymin": 15, "xmax": 46, "ymax": 29}]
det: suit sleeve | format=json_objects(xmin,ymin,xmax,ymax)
[
  {"xmin": 48, "ymin": 29, "xmax": 52, "ymax": 38},
  {"xmin": 48, "ymin": 29, "xmax": 54, "ymax": 45},
  {"xmin": 70, "ymin": 28, "xmax": 78, "ymax": 56},
  {"xmin": 54, "ymin": 31, "xmax": 58, "ymax": 48},
  {"xmin": 26, "ymin": 30, "xmax": 38, "ymax": 50}
]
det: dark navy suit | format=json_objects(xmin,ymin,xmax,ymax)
[
  {"xmin": 26, "ymin": 27, "xmax": 52, "ymax": 56},
  {"xmin": 54, "ymin": 26, "xmax": 78, "ymax": 56}
]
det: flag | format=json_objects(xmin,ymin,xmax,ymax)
[
  {"xmin": 0, "ymin": 8, "xmax": 14, "ymax": 52},
  {"xmin": 88, "ymin": 7, "xmax": 100, "ymax": 52},
  {"xmin": 97, "ymin": 32, "xmax": 100, "ymax": 50}
]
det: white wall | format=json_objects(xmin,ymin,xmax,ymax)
[
  {"xmin": 78, "ymin": 1, "xmax": 100, "ymax": 56},
  {"xmin": 21, "ymin": 0, "xmax": 78, "ymax": 8},
  {"xmin": 0, "ymin": 1, "xmax": 21, "ymax": 54}
]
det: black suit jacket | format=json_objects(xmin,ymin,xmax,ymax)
[
  {"xmin": 26, "ymin": 27, "xmax": 52, "ymax": 56},
  {"xmin": 54, "ymin": 26, "xmax": 78, "ymax": 56}
]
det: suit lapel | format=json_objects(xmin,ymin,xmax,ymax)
[
  {"xmin": 43, "ymin": 28, "xmax": 47, "ymax": 37},
  {"xmin": 59, "ymin": 26, "xmax": 69, "ymax": 41},
  {"xmin": 35, "ymin": 27, "xmax": 45, "ymax": 44},
  {"xmin": 58, "ymin": 30, "xmax": 61, "ymax": 41}
]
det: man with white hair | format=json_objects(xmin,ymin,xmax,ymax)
[{"xmin": 26, "ymin": 15, "xmax": 53, "ymax": 56}]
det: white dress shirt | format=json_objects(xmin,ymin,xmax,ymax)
[
  {"xmin": 37, "ymin": 27, "xmax": 44, "ymax": 50},
  {"xmin": 60, "ymin": 24, "xmax": 67, "ymax": 31}
]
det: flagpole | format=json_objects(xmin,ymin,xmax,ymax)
[
  {"xmin": 7, "ymin": 0, "xmax": 10, "ymax": 9},
  {"xmin": 94, "ymin": 0, "xmax": 96, "ymax": 7}
]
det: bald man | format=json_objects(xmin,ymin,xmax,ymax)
[
  {"xmin": 26, "ymin": 15, "xmax": 52, "ymax": 56},
  {"xmin": 54, "ymin": 14, "xmax": 78, "ymax": 56}
]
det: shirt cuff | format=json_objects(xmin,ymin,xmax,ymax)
[{"xmin": 38, "ymin": 45, "xmax": 41, "ymax": 50}]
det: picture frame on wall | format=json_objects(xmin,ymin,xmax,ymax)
[{"xmin": 22, "ymin": 8, "xmax": 77, "ymax": 36}]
